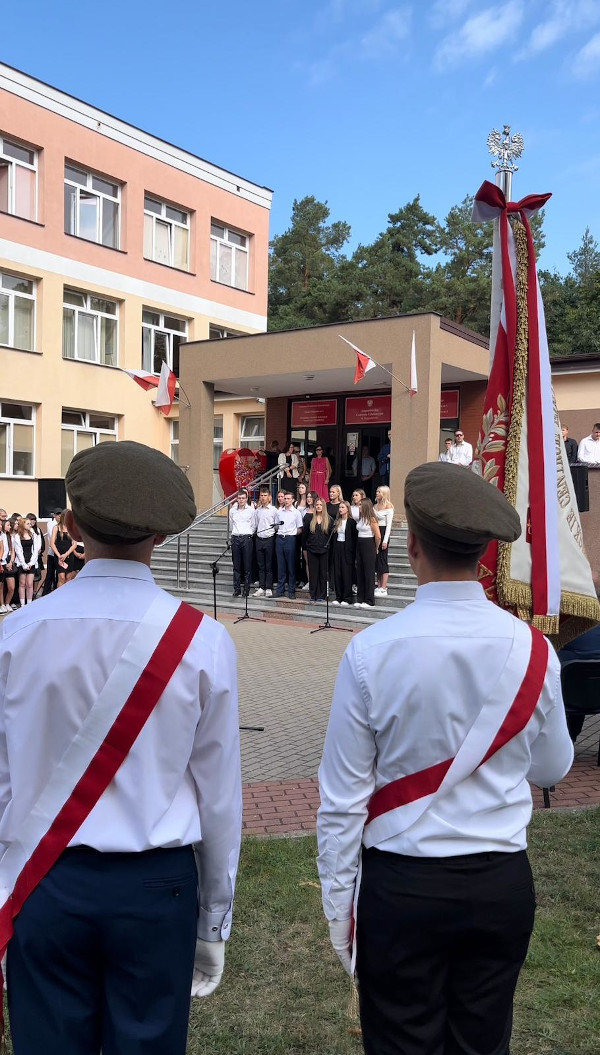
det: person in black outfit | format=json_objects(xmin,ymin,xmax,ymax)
[
  {"xmin": 331, "ymin": 501, "xmax": 357, "ymax": 606},
  {"xmin": 561, "ymin": 425, "xmax": 579, "ymax": 465},
  {"xmin": 42, "ymin": 511, "xmax": 62, "ymax": 595},
  {"xmin": 302, "ymin": 499, "xmax": 332, "ymax": 603}
]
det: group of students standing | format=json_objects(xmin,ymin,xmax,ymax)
[
  {"xmin": 228, "ymin": 481, "xmax": 394, "ymax": 607},
  {"xmin": 0, "ymin": 508, "xmax": 85, "ymax": 612}
]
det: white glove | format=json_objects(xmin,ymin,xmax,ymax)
[
  {"xmin": 191, "ymin": 938, "xmax": 225, "ymax": 998},
  {"xmin": 328, "ymin": 918, "xmax": 353, "ymax": 975}
]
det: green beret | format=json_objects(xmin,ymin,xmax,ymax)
[
  {"xmin": 65, "ymin": 440, "xmax": 196, "ymax": 540},
  {"xmin": 404, "ymin": 462, "xmax": 521, "ymax": 554}
]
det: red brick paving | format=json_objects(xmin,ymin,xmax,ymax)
[{"xmin": 243, "ymin": 746, "xmax": 600, "ymax": 835}]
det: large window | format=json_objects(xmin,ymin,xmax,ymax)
[
  {"xmin": 142, "ymin": 309, "xmax": 187, "ymax": 377},
  {"xmin": 0, "ymin": 402, "xmax": 35, "ymax": 477},
  {"xmin": 240, "ymin": 415, "xmax": 264, "ymax": 451},
  {"xmin": 213, "ymin": 415, "xmax": 223, "ymax": 470},
  {"xmin": 171, "ymin": 420, "xmax": 179, "ymax": 465},
  {"xmin": 64, "ymin": 163, "xmax": 120, "ymax": 248},
  {"xmin": 63, "ymin": 289, "xmax": 118, "ymax": 366},
  {"xmin": 0, "ymin": 272, "xmax": 35, "ymax": 351},
  {"xmin": 210, "ymin": 222, "xmax": 248, "ymax": 290},
  {"xmin": 144, "ymin": 196, "xmax": 190, "ymax": 270},
  {"xmin": 0, "ymin": 136, "xmax": 37, "ymax": 221},
  {"xmin": 209, "ymin": 325, "xmax": 244, "ymax": 339},
  {"xmin": 60, "ymin": 410, "xmax": 117, "ymax": 476}
]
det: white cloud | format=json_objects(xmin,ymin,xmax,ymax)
[
  {"xmin": 572, "ymin": 31, "xmax": 600, "ymax": 77},
  {"xmin": 483, "ymin": 67, "xmax": 497, "ymax": 87},
  {"xmin": 433, "ymin": 1, "xmax": 524, "ymax": 71},
  {"xmin": 360, "ymin": 8, "xmax": 412, "ymax": 58},
  {"xmin": 518, "ymin": 0, "xmax": 600, "ymax": 60},
  {"xmin": 429, "ymin": 0, "xmax": 475, "ymax": 30}
]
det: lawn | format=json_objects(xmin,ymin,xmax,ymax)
[{"xmin": 4, "ymin": 809, "xmax": 599, "ymax": 1054}]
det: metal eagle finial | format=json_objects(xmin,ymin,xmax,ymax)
[{"xmin": 487, "ymin": 124, "xmax": 524, "ymax": 174}]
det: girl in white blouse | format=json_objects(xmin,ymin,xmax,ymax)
[
  {"xmin": 355, "ymin": 499, "xmax": 381, "ymax": 608},
  {"xmin": 13, "ymin": 517, "xmax": 42, "ymax": 606},
  {"xmin": 373, "ymin": 485, "xmax": 394, "ymax": 598},
  {"xmin": 350, "ymin": 488, "xmax": 366, "ymax": 522}
]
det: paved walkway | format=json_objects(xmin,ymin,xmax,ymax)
[{"xmin": 222, "ymin": 614, "xmax": 600, "ymax": 835}]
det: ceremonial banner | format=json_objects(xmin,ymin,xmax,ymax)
[{"xmin": 472, "ymin": 181, "xmax": 599, "ymax": 644}]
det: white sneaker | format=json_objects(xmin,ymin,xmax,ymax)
[
  {"xmin": 253, "ymin": 588, "xmax": 265, "ymax": 597},
  {"xmin": 0, "ymin": 605, "xmax": 7, "ymax": 614},
  {"xmin": 340, "ymin": 601, "xmax": 349, "ymax": 606},
  {"xmin": 332, "ymin": 600, "xmax": 340, "ymax": 605},
  {"xmin": 302, "ymin": 582, "xmax": 310, "ymax": 591},
  {"xmin": 378, "ymin": 588, "xmax": 388, "ymax": 597},
  {"xmin": 374, "ymin": 587, "xmax": 383, "ymax": 596},
  {"xmin": 265, "ymin": 589, "xmax": 273, "ymax": 598}
]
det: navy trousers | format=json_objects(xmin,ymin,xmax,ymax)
[
  {"xmin": 255, "ymin": 535, "xmax": 275, "ymax": 589},
  {"xmin": 276, "ymin": 535, "xmax": 297, "ymax": 597},
  {"xmin": 231, "ymin": 534, "xmax": 252, "ymax": 594},
  {"xmin": 7, "ymin": 845, "xmax": 198, "ymax": 1055}
]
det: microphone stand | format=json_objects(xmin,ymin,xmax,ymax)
[
  {"xmin": 234, "ymin": 536, "xmax": 265, "ymax": 625},
  {"xmin": 210, "ymin": 541, "xmax": 231, "ymax": 621},
  {"xmin": 311, "ymin": 526, "xmax": 353, "ymax": 636}
]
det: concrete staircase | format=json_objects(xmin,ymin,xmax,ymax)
[{"xmin": 152, "ymin": 516, "xmax": 417, "ymax": 629}]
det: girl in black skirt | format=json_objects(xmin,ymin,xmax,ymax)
[
  {"xmin": 51, "ymin": 511, "xmax": 77, "ymax": 587},
  {"xmin": 332, "ymin": 501, "xmax": 357, "ymax": 606},
  {"xmin": 303, "ymin": 498, "xmax": 332, "ymax": 603},
  {"xmin": 355, "ymin": 498, "xmax": 381, "ymax": 608}
]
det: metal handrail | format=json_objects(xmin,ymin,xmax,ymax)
[{"xmin": 157, "ymin": 464, "xmax": 283, "ymax": 591}]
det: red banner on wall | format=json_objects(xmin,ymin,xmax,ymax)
[
  {"xmin": 345, "ymin": 395, "xmax": 391, "ymax": 425},
  {"xmin": 440, "ymin": 389, "xmax": 460, "ymax": 419},
  {"xmin": 291, "ymin": 399, "xmax": 337, "ymax": 427}
]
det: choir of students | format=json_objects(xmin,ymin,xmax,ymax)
[
  {"xmin": 0, "ymin": 509, "xmax": 84, "ymax": 613},
  {"xmin": 230, "ymin": 484, "xmax": 395, "ymax": 608}
]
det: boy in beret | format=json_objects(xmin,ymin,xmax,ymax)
[
  {"xmin": 318, "ymin": 461, "xmax": 574, "ymax": 1055},
  {"xmin": 0, "ymin": 441, "xmax": 242, "ymax": 1055}
]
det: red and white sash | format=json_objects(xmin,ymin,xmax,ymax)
[
  {"xmin": 349, "ymin": 620, "xmax": 548, "ymax": 973},
  {"xmin": 0, "ymin": 592, "xmax": 203, "ymax": 1003}
]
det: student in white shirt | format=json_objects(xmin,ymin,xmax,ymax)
[
  {"xmin": 577, "ymin": 422, "xmax": 600, "ymax": 466},
  {"xmin": 13, "ymin": 516, "xmax": 42, "ymax": 606},
  {"xmin": 449, "ymin": 429, "xmax": 473, "ymax": 466},
  {"xmin": 373, "ymin": 485, "xmax": 394, "ymax": 598},
  {"xmin": 355, "ymin": 498, "xmax": 381, "ymax": 608},
  {"xmin": 275, "ymin": 492, "xmax": 303, "ymax": 599},
  {"xmin": 253, "ymin": 487, "xmax": 278, "ymax": 598},
  {"xmin": 439, "ymin": 438, "xmax": 454, "ymax": 462},
  {"xmin": 317, "ymin": 462, "xmax": 573, "ymax": 1055},
  {"xmin": 228, "ymin": 490, "xmax": 257, "ymax": 597}
]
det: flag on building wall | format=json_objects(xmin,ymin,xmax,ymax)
[
  {"xmin": 409, "ymin": 331, "xmax": 418, "ymax": 397},
  {"xmin": 339, "ymin": 335, "xmax": 377, "ymax": 384},
  {"xmin": 122, "ymin": 364, "xmax": 177, "ymax": 415},
  {"xmin": 122, "ymin": 368, "xmax": 161, "ymax": 392},
  {"xmin": 472, "ymin": 180, "xmax": 599, "ymax": 644}
]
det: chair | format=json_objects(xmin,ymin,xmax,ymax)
[{"xmin": 560, "ymin": 659, "xmax": 600, "ymax": 767}]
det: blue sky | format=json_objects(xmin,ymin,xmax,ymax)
[{"xmin": 3, "ymin": 0, "xmax": 600, "ymax": 273}]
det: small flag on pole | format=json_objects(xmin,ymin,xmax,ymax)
[
  {"xmin": 339, "ymin": 336, "xmax": 377, "ymax": 384},
  {"xmin": 409, "ymin": 331, "xmax": 417, "ymax": 397},
  {"xmin": 155, "ymin": 361, "xmax": 177, "ymax": 416},
  {"xmin": 122, "ymin": 368, "xmax": 161, "ymax": 392}
]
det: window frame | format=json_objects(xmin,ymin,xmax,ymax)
[
  {"xmin": 62, "ymin": 287, "xmax": 119, "ymax": 367},
  {"xmin": 0, "ymin": 401, "xmax": 36, "ymax": 478},
  {"xmin": 60, "ymin": 409, "xmax": 118, "ymax": 477},
  {"xmin": 143, "ymin": 195, "xmax": 190, "ymax": 271},
  {"xmin": 209, "ymin": 325, "xmax": 244, "ymax": 340},
  {"xmin": 141, "ymin": 308, "xmax": 188, "ymax": 378},
  {"xmin": 0, "ymin": 270, "xmax": 36, "ymax": 351},
  {"xmin": 170, "ymin": 419, "xmax": 180, "ymax": 465},
  {"xmin": 213, "ymin": 415, "xmax": 223, "ymax": 471},
  {"xmin": 0, "ymin": 135, "xmax": 38, "ymax": 221},
  {"xmin": 64, "ymin": 163, "xmax": 121, "ymax": 249},
  {"xmin": 240, "ymin": 414, "xmax": 264, "ymax": 451},
  {"xmin": 210, "ymin": 221, "xmax": 249, "ymax": 291}
]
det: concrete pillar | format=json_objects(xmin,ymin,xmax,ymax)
[
  {"xmin": 179, "ymin": 378, "xmax": 214, "ymax": 512},
  {"xmin": 389, "ymin": 316, "xmax": 436, "ymax": 518}
]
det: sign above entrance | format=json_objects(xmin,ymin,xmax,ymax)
[
  {"xmin": 291, "ymin": 399, "xmax": 337, "ymax": 427},
  {"xmin": 440, "ymin": 389, "xmax": 460, "ymax": 419},
  {"xmin": 345, "ymin": 395, "xmax": 391, "ymax": 425}
]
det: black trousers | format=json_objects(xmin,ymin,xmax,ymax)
[
  {"xmin": 231, "ymin": 534, "xmax": 252, "ymax": 594},
  {"xmin": 8, "ymin": 845, "xmax": 198, "ymax": 1055},
  {"xmin": 333, "ymin": 543, "xmax": 353, "ymax": 603},
  {"xmin": 356, "ymin": 848, "xmax": 535, "ymax": 1055},
  {"xmin": 356, "ymin": 537, "xmax": 377, "ymax": 604},
  {"xmin": 307, "ymin": 550, "xmax": 328, "ymax": 600},
  {"xmin": 255, "ymin": 535, "xmax": 275, "ymax": 589},
  {"xmin": 41, "ymin": 553, "xmax": 57, "ymax": 595}
]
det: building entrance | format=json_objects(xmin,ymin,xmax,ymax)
[{"xmin": 342, "ymin": 425, "xmax": 390, "ymax": 501}]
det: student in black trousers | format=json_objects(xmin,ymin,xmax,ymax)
[
  {"xmin": 355, "ymin": 498, "xmax": 381, "ymax": 609},
  {"xmin": 303, "ymin": 499, "xmax": 332, "ymax": 602},
  {"xmin": 331, "ymin": 501, "xmax": 357, "ymax": 606}
]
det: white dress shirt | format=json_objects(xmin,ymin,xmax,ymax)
[
  {"xmin": 277, "ymin": 507, "xmax": 303, "ymax": 536},
  {"xmin": 577, "ymin": 434, "xmax": 600, "ymax": 466},
  {"xmin": 448, "ymin": 441, "xmax": 473, "ymax": 466},
  {"xmin": 229, "ymin": 505, "xmax": 257, "ymax": 536},
  {"xmin": 255, "ymin": 504, "xmax": 279, "ymax": 538},
  {"xmin": 317, "ymin": 580, "xmax": 573, "ymax": 922},
  {"xmin": 0, "ymin": 559, "xmax": 242, "ymax": 942},
  {"xmin": 12, "ymin": 533, "xmax": 42, "ymax": 569}
]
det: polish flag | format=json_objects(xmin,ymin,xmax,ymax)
[
  {"xmin": 155, "ymin": 361, "xmax": 177, "ymax": 416},
  {"xmin": 409, "ymin": 330, "xmax": 418, "ymax": 397},
  {"xmin": 122, "ymin": 368, "xmax": 161, "ymax": 392},
  {"xmin": 339, "ymin": 335, "xmax": 377, "ymax": 384}
]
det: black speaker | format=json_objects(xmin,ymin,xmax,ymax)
[
  {"xmin": 38, "ymin": 478, "xmax": 67, "ymax": 518},
  {"xmin": 569, "ymin": 464, "xmax": 589, "ymax": 513}
]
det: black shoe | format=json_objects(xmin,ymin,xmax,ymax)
[
  {"xmin": 288, "ymin": 594, "xmax": 296, "ymax": 600},
  {"xmin": 232, "ymin": 591, "xmax": 241, "ymax": 597}
]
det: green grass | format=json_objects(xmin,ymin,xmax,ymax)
[{"xmin": 4, "ymin": 809, "xmax": 600, "ymax": 1053}]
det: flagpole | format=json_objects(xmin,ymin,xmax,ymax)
[
  {"xmin": 487, "ymin": 125, "xmax": 523, "ymax": 368},
  {"xmin": 176, "ymin": 382, "xmax": 192, "ymax": 408},
  {"xmin": 338, "ymin": 335, "xmax": 410, "ymax": 392}
]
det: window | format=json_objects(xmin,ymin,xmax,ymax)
[
  {"xmin": 144, "ymin": 196, "xmax": 190, "ymax": 270},
  {"xmin": 210, "ymin": 222, "xmax": 248, "ymax": 290},
  {"xmin": 63, "ymin": 289, "xmax": 118, "ymax": 366},
  {"xmin": 171, "ymin": 420, "xmax": 179, "ymax": 465},
  {"xmin": 0, "ymin": 272, "xmax": 35, "ymax": 350},
  {"xmin": 60, "ymin": 409, "xmax": 117, "ymax": 476},
  {"xmin": 209, "ymin": 325, "xmax": 244, "ymax": 339},
  {"xmin": 0, "ymin": 402, "xmax": 35, "ymax": 477},
  {"xmin": 240, "ymin": 415, "xmax": 264, "ymax": 451},
  {"xmin": 64, "ymin": 163, "xmax": 120, "ymax": 248},
  {"xmin": 0, "ymin": 136, "xmax": 37, "ymax": 220},
  {"xmin": 142, "ymin": 309, "xmax": 187, "ymax": 377},
  {"xmin": 213, "ymin": 415, "xmax": 223, "ymax": 470}
]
